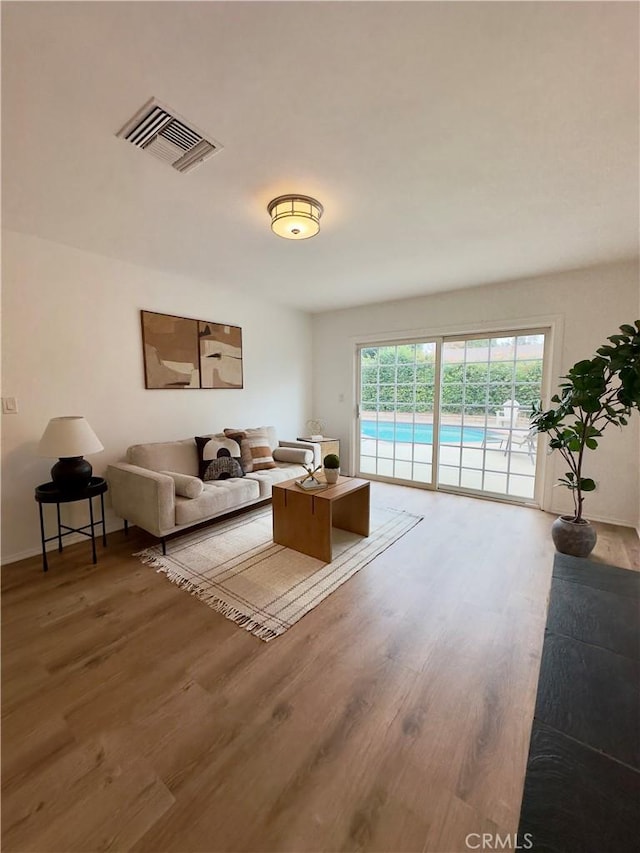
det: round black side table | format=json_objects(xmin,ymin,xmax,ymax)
[{"xmin": 34, "ymin": 476, "xmax": 108, "ymax": 572}]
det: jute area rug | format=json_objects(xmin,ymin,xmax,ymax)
[{"xmin": 136, "ymin": 505, "xmax": 422, "ymax": 641}]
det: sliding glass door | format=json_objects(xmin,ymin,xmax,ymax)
[{"xmin": 356, "ymin": 330, "xmax": 546, "ymax": 503}]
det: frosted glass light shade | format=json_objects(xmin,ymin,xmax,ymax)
[
  {"xmin": 38, "ymin": 416, "xmax": 104, "ymax": 458},
  {"xmin": 268, "ymin": 195, "xmax": 323, "ymax": 240}
]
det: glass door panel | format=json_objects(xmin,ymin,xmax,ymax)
[
  {"xmin": 358, "ymin": 341, "xmax": 438, "ymax": 486},
  {"xmin": 437, "ymin": 332, "xmax": 545, "ymax": 501}
]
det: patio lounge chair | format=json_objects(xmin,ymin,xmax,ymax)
[
  {"xmin": 484, "ymin": 401, "xmax": 536, "ymax": 462},
  {"xmin": 508, "ymin": 425, "xmax": 537, "ymax": 461},
  {"xmin": 495, "ymin": 399, "xmax": 521, "ymax": 427}
]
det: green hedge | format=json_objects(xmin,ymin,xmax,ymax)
[{"xmin": 361, "ymin": 352, "xmax": 543, "ymax": 415}]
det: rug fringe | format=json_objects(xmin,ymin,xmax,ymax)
[
  {"xmin": 201, "ymin": 596, "xmax": 280, "ymax": 641},
  {"xmin": 137, "ymin": 549, "xmax": 280, "ymax": 640},
  {"xmin": 136, "ymin": 551, "xmax": 201, "ymax": 595},
  {"xmin": 136, "ymin": 551, "xmax": 165, "ymax": 569}
]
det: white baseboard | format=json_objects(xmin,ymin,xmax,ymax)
[
  {"xmin": 544, "ymin": 502, "xmax": 639, "ymax": 529},
  {"xmin": 581, "ymin": 512, "xmax": 638, "ymax": 530},
  {"xmin": 1, "ymin": 519, "xmax": 125, "ymax": 566},
  {"xmin": 2, "ymin": 544, "xmax": 44, "ymax": 565}
]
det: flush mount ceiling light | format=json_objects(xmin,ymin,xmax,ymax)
[{"xmin": 267, "ymin": 195, "xmax": 323, "ymax": 240}]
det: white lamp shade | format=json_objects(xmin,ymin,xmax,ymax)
[{"xmin": 38, "ymin": 416, "xmax": 104, "ymax": 458}]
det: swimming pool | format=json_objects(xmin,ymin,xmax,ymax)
[{"xmin": 361, "ymin": 420, "xmax": 487, "ymax": 445}]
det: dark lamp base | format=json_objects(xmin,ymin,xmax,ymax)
[{"xmin": 51, "ymin": 457, "xmax": 93, "ymax": 493}]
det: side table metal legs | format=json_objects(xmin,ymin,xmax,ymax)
[
  {"xmin": 35, "ymin": 479, "xmax": 108, "ymax": 572},
  {"xmin": 100, "ymin": 492, "xmax": 107, "ymax": 546},
  {"xmin": 56, "ymin": 503, "xmax": 63, "ymax": 552},
  {"xmin": 89, "ymin": 495, "xmax": 97, "ymax": 564},
  {"xmin": 38, "ymin": 502, "xmax": 49, "ymax": 572}
]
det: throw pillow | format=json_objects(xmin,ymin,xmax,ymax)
[
  {"xmin": 223, "ymin": 428, "xmax": 277, "ymax": 472},
  {"xmin": 194, "ymin": 436, "xmax": 245, "ymax": 481},
  {"xmin": 203, "ymin": 455, "xmax": 245, "ymax": 482},
  {"xmin": 160, "ymin": 471, "xmax": 204, "ymax": 500},
  {"xmin": 223, "ymin": 429, "xmax": 253, "ymax": 472},
  {"xmin": 272, "ymin": 446, "xmax": 313, "ymax": 465}
]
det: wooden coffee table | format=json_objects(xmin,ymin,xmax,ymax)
[{"xmin": 272, "ymin": 476, "xmax": 370, "ymax": 563}]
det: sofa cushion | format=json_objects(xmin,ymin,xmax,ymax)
[
  {"xmin": 195, "ymin": 436, "xmax": 244, "ymax": 481},
  {"xmin": 224, "ymin": 428, "xmax": 276, "ymax": 473},
  {"xmin": 174, "ymin": 477, "xmax": 260, "ymax": 526},
  {"xmin": 127, "ymin": 438, "xmax": 200, "ymax": 477},
  {"xmin": 262, "ymin": 426, "xmax": 279, "ymax": 452},
  {"xmin": 245, "ymin": 462, "xmax": 308, "ymax": 498},
  {"xmin": 160, "ymin": 470, "xmax": 204, "ymax": 499}
]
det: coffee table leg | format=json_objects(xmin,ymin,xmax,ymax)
[
  {"xmin": 273, "ymin": 488, "xmax": 332, "ymax": 562},
  {"xmin": 314, "ymin": 498, "xmax": 333, "ymax": 562},
  {"xmin": 332, "ymin": 484, "xmax": 370, "ymax": 537},
  {"xmin": 38, "ymin": 502, "xmax": 48, "ymax": 572}
]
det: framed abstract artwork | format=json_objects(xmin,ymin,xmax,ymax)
[
  {"xmin": 141, "ymin": 310, "xmax": 243, "ymax": 389},
  {"xmin": 198, "ymin": 321, "xmax": 244, "ymax": 388}
]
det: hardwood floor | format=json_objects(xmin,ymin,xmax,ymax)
[{"xmin": 2, "ymin": 483, "xmax": 638, "ymax": 852}]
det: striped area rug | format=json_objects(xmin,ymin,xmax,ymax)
[{"xmin": 136, "ymin": 505, "xmax": 422, "ymax": 641}]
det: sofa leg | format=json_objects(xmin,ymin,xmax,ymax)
[
  {"xmin": 124, "ymin": 520, "xmax": 129, "ymax": 535},
  {"xmin": 161, "ymin": 538, "xmax": 167, "ymax": 556}
]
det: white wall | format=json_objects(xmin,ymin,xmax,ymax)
[
  {"xmin": 312, "ymin": 260, "xmax": 640, "ymax": 527},
  {"xmin": 1, "ymin": 229, "xmax": 313, "ymax": 563}
]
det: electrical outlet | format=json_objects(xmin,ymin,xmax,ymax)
[{"xmin": 2, "ymin": 397, "xmax": 18, "ymax": 414}]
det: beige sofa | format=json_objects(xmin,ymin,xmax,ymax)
[{"xmin": 107, "ymin": 426, "xmax": 320, "ymax": 552}]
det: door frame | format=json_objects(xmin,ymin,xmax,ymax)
[{"xmin": 351, "ymin": 314, "xmax": 563, "ymax": 510}]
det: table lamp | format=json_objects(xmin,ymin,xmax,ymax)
[{"xmin": 38, "ymin": 416, "xmax": 104, "ymax": 492}]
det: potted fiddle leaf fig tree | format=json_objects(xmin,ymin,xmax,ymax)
[{"xmin": 531, "ymin": 321, "xmax": 640, "ymax": 558}]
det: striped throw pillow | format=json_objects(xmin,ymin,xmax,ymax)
[{"xmin": 224, "ymin": 429, "xmax": 276, "ymax": 472}]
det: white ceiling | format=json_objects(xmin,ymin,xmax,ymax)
[{"xmin": 2, "ymin": 1, "xmax": 638, "ymax": 313}]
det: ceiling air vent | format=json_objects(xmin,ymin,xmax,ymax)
[{"xmin": 117, "ymin": 98, "xmax": 222, "ymax": 174}]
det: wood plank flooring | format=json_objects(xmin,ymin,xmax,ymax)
[{"xmin": 2, "ymin": 483, "xmax": 638, "ymax": 852}]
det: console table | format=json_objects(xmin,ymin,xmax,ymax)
[
  {"xmin": 296, "ymin": 436, "xmax": 340, "ymax": 462},
  {"xmin": 34, "ymin": 477, "xmax": 108, "ymax": 572}
]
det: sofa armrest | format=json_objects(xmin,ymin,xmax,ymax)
[
  {"xmin": 106, "ymin": 463, "xmax": 175, "ymax": 537},
  {"xmin": 279, "ymin": 440, "xmax": 321, "ymax": 468}
]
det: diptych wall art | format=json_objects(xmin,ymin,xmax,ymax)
[{"xmin": 141, "ymin": 310, "xmax": 243, "ymax": 389}]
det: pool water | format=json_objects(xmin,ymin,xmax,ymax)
[{"xmin": 361, "ymin": 420, "xmax": 486, "ymax": 445}]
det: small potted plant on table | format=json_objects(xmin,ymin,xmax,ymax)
[{"xmin": 323, "ymin": 453, "xmax": 340, "ymax": 484}]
